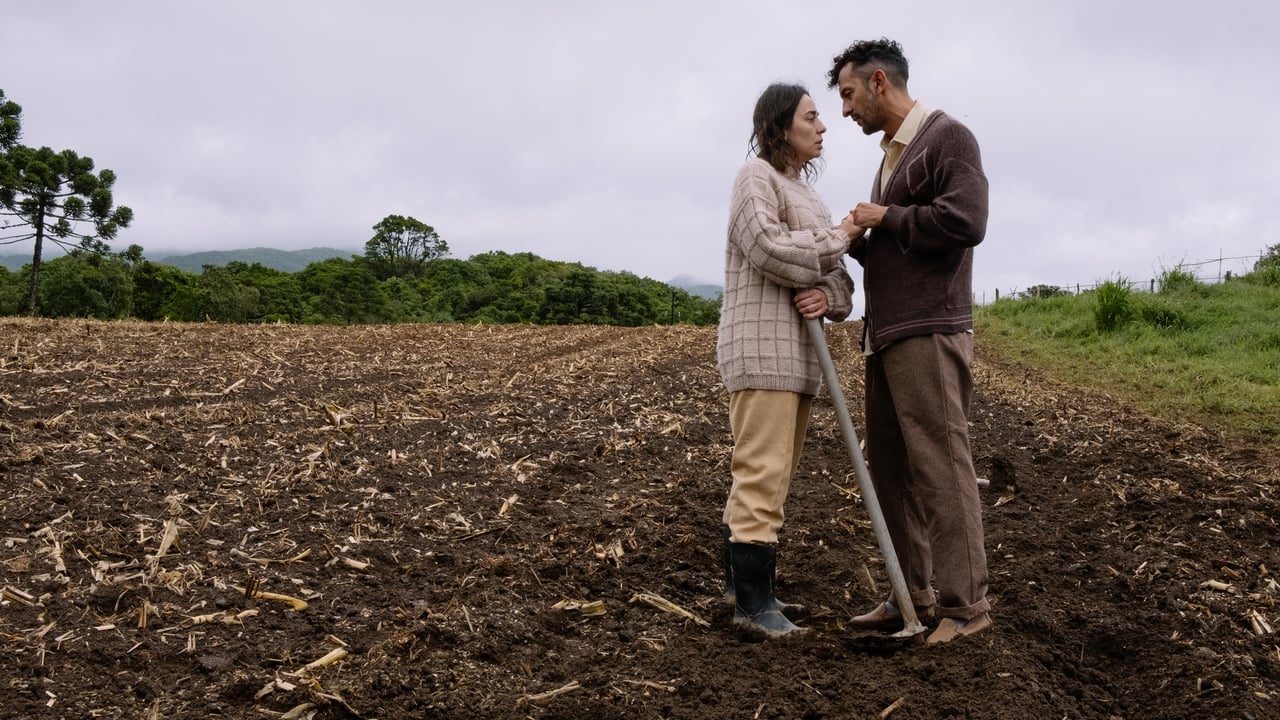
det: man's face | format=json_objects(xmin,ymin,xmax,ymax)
[{"xmin": 836, "ymin": 63, "xmax": 884, "ymax": 136}]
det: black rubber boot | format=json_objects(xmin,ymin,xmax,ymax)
[
  {"xmin": 721, "ymin": 526, "xmax": 804, "ymax": 617},
  {"xmin": 729, "ymin": 542, "xmax": 806, "ymax": 638},
  {"xmin": 720, "ymin": 525, "xmax": 735, "ymax": 604}
]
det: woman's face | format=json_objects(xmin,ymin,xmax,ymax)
[{"xmin": 785, "ymin": 94, "xmax": 826, "ymax": 168}]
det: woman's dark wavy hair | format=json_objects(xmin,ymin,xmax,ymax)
[{"xmin": 748, "ymin": 82, "xmax": 821, "ymax": 181}]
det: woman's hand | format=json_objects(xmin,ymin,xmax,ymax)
[
  {"xmin": 837, "ymin": 211, "xmax": 864, "ymax": 241},
  {"xmin": 793, "ymin": 288, "xmax": 829, "ymax": 320}
]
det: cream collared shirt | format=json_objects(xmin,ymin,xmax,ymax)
[
  {"xmin": 865, "ymin": 101, "xmax": 956, "ymax": 356},
  {"xmin": 879, "ymin": 101, "xmax": 933, "ymax": 195}
]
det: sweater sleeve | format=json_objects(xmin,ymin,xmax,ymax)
[
  {"xmin": 728, "ymin": 161, "xmax": 850, "ymax": 288},
  {"xmin": 816, "ymin": 264, "xmax": 855, "ymax": 321},
  {"xmin": 880, "ymin": 119, "xmax": 988, "ymax": 255}
]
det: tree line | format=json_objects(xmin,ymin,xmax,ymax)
[
  {"xmin": 0, "ymin": 243, "xmax": 721, "ymax": 325},
  {"xmin": 1, "ymin": 87, "xmax": 719, "ymax": 326}
]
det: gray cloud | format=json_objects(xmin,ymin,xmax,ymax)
[{"xmin": 3, "ymin": 0, "xmax": 1276, "ymax": 307}]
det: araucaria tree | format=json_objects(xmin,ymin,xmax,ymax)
[
  {"xmin": 364, "ymin": 214, "xmax": 448, "ymax": 280},
  {"xmin": 0, "ymin": 88, "xmax": 133, "ymax": 314},
  {"xmin": 0, "ymin": 90, "xmax": 19, "ymax": 149}
]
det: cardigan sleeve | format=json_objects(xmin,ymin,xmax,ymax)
[
  {"xmin": 728, "ymin": 161, "xmax": 850, "ymax": 288},
  {"xmin": 847, "ymin": 230, "xmax": 868, "ymax": 265},
  {"xmin": 880, "ymin": 119, "xmax": 988, "ymax": 255}
]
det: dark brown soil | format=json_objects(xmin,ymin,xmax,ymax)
[{"xmin": 1, "ymin": 318, "xmax": 1277, "ymax": 720}]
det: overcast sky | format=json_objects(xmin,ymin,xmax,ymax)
[{"xmin": 3, "ymin": 1, "xmax": 1277, "ymax": 307}]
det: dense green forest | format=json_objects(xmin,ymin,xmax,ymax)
[
  {"xmin": 0, "ymin": 245, "xmax": 722, "ymax": 326},
  {"xmin": 1, "ymin": 86, "xmax": 719, "ymax": 326}
]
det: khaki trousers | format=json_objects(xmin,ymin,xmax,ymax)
[
  {"xmin": 722, "ymin": 389, "xmax": 813, "ymax": 545},
  {"xmin": 865, "ymin": 332, "xmax": 990, "ymax": 619}
]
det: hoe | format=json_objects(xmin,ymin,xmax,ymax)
[{"xmin": 805, "ymin": 318, "xmax": 928, "ymax": 639}]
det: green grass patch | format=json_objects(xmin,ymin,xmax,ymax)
[{"xmin": 977, "ymin": 272, "xmax": 1280, "ymax": 440}]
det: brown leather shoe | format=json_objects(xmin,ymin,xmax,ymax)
[
  {"xmin": 849, "ymin": 600, "xmax": 933, "ymax": 629},
  {"xmin": 925, "ymin": 612, "xmax": 993, "ymax": 644}
]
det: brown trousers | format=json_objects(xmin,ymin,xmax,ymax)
[
  {"xmin": 722, "ymin": 389, "xmax": 813, "ymax": 545},
  {"xmin": 865, "ymin": 332, "xmax": 990, "ymax": 619}
]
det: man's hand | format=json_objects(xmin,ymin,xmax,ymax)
[
  {"xmin": 794, "ymin": 288, "xmax": 829, "ymax": 320},
  {"xmin": 837, "ymin": 212, "xmax": 864, "ymax": 241},
  {"xmin": 853, "ymin": 202, "xmax": 888, "ymax": 228}
]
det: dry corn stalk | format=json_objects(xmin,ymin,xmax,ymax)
[
  {"xmin": 234, "ymin": 584, "xmax": 309, "ymax": 611},
  {"xmin": 280, "ymin": 702, "xmax": 317, "ymax": 720},
  {"xmin": 1248, "ymin": 609, "xmax": 1273, "ymax": 635},
  {"xmin": 499, "ymin": 494, "xmax": 520, "ymax": 516},
  {"xmin": 552, "ymin": 599, "xmax": 606, "ymax": 616},
  {"xmin": 293, "ymin": 647, "xmax": 348, "ymax": 674},
  {"xmin": 2, "ymin": 586, "xmax": 36, "ymax": 607},
  {"xmin": 255, "ymin": 590, "xmax": 308, "ymax": 610},
  {"xmin": 621, "ymin": 679, "xmax": 676, "ymax": 693},
  {"xmin": 880, "ymin": 697, "xmax": 907, "ymax": 718},
  {"xmin": 231, "ymin": 547, "xmax": 312, "ymax": 566},
  {"xmin": 595, "ymin": 539, "xmax": 625, "ymax": 565},
  {"xmin": 33, "ymin": 526, "xmax": 67, "ymax": 574},
  {"xmin": 184, "ymin": 609, "xmax": 258, "ymax": 627},
  {"xmin": 1200, "ymin": 579, "xmax": 1237, "ymax": 594},
  {"xmin": 150, "ymin": 520, "xmax": 181, "ymax": 568},
  {"xmin": 517, "ymin": 680, "xmax": 581, "ymax": 708},
  {"xmin": 254, "ymin": 678, "xmax": 297, "ymax": 700},
  {"xmin": 629, "ymin": 592, "xmax": 709, "ymax": 627},
  {"xmin": 324, "ymin": 404, "xmax": 347, "ymax": 427}
]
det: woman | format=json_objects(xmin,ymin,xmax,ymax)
[{"xmin": 717, "ymin": 83, "xmax": 860, "ymax": 637}]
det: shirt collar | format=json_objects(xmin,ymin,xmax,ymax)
[{"xmin": 879, "ymin": 100, "xmax": 933, "ymax": 153}]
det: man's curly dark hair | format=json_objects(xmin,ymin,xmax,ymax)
[{"xmin": 826, "ymin": 37, "xmax": 910, "ymax": 90}]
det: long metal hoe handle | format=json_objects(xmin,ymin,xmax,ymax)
[{"xmin": 805, "ymin": 318, "xmax": 926, "ymax": 637}]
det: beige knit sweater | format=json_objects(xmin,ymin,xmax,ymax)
[{"xmin": 716, "ymin": 158, "xmax": 854, "ymax": 395}]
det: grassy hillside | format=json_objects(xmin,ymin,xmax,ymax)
[{"xmin": 977, "ymin": 270, "xmax": 1280, "ymax": 439}]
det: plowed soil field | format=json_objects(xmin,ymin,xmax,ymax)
[{"xmin": 1, "ymin": 318, "xmax": 1277, "ymax": 719}]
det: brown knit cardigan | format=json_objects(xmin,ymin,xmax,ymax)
[{"xmin": 850, "ymin": 111, "xmax": 988, "ymax": 351}]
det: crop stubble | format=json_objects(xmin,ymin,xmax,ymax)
[{"xmin": 0, "ymin": 318, "xmax": 1277, "ymax": 719}]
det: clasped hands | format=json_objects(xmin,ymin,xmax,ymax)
[
  {"xmin": 803, "ymin": 202, "xmax": 887, "ymax": 320},
  {"xmin": 835, "ymin": 201, "xmax": 887, "ymax": 242}
]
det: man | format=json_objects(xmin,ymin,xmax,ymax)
[{"xmin": 826, "ymin": 38, "xmax": 992, "ymax": 644}]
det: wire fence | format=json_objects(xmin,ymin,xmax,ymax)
[{"xmin": 976, "ymin": 254, "xmax": 1267, "ymax": 305}]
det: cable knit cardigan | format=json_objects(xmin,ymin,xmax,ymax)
[
  {"xmin": 716, "ymin": 158, "xmax": 854, "ymax": 396},
  {"xmin": 850, "ymin": 111, "xmax": 988, "ymax": 351}
]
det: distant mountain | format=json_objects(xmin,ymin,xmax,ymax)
[
  {"xmin": 1, "ymin": 247, "xmax": 356, "ymax": 274},
  {"xmin": 668, "ymin": 274, "xmax": 722, "ymax": 300},
  {"xmin": 154, "ymin": 247, "xmax": 356, "ymax": 273},
  {"xmin": 1, "ymin": 250, "xmax": 72, "ymax": 271}
]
